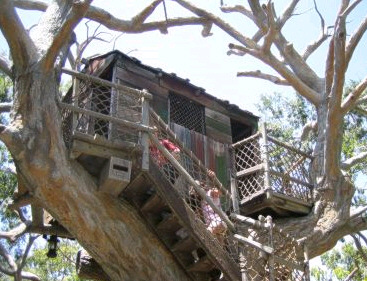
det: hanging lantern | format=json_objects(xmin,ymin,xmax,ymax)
[{"xmin": 46, "ymin": 235, "xmax": 59, "ymax": 258}]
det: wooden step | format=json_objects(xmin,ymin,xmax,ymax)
[
  {"xmin": 187, "ymin": 255, "xmax": 215, "ymax": 273},
  {"xmin": 172, "ymin": 236, "xmax": 197, "ymax": 253},
  {"xmin": 140, "ymin": 192, "xmax": 166, "ymax": 213},
  {"xmin": 156, "ymin": 213, "xmax": 181, "ymax": 234}
]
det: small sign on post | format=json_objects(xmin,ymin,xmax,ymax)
[{"xmin": 99, "ymin": 157, "xmax": 132, "ymax": 196}]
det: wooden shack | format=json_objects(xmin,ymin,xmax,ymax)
[{"xmin": 75, "ymin": 50, "xmax": 258, "ymax": 184}]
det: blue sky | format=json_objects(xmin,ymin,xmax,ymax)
[{"xmin": 1, "ymin": 0, "xmax": 367, "ymax": 115}]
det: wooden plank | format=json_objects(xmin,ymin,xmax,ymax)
[
  {"xmin": 156, "ymin": 214, "xmax": 181, "ymax": 233},
  {"xmin": 206, "ymin": 126, "xmax": 232, "ymax": 144},
  {"xmin": 140, "ymin": 193, "xmax": 166, "ymax": 213},
  {"xmin": 147, "ymin": 159, "xmax": 241, "ymax": 280},
  {"xmin": 187, "ymin": 255, "xmax": 215, "ymax": 272},
  {"xmin": 59, "ymin": 102, "xmax": 153, "ymax": 133},
  {"xmin": 236, "ymin": 164, "xmax": 264, "ymax": 178},
  {"xmin": 205, "ymin": 107, "xmax": 231, "ymax": 125},
  {"xmin": 71, "ymin": 139, "xmax": 132, "ymax": 159},
  {"xmin": 233, "ymin": 234, "xmax": 273, "ymax": 254},
  {"xmin": 172, "ymin": 236, "xmax": 197, "ymax": 253}
]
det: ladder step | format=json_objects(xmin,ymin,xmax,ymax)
[
  {"xmin": 140, "ymin": 192, "xmax": 166, "ymax": 213},
  {"xmin": 187, "ymin": 255, "xmax": 215, "ymax": 272}
]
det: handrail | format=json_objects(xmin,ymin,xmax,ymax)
[
  {"xmin": 59, "ymin": 102, "xmax": 155, "ymax": 132},
  {"xmin": 267, "ymin": 136, "xmax": 313, "ymax": 159},
  {"xmin": 149, "ymin": 109, "xmax": 233, "ymax": 201},
  {"xmin": 149, "ymin": 132, "xmax": 236, "ymax": 232}
]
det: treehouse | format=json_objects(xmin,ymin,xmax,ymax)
[{"xmin": 16, "ymin": 50, "xmax": 314, "ymax": 280}]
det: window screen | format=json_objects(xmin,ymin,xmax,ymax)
[{"xmin": 169, "ymin": 93, "xmax": 205, "ymax": 134}]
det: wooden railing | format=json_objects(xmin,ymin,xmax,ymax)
[{"xmin": 232, "ymin": 124, "xmax": 314, "ymax": 205}]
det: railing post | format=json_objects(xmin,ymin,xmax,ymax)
[
  {"xmin": 141, "ymin": 90, "xmax": 150, "ymax": 171},
  {"xmin": 304, "ymin": 244, "xmax": 310, "ymax": 281},
  {"xmin": 261, "ymin": 123, "xmax": 272, "ymax": 196},
  {"xmin": 72, "ymin": 77, "xmax": 79, "ymax": 133},
  {"xmin": 229, "ymin": 147, "xmax": 240, "ymax": 214},
  {"xmin": 266, "ymin": 216, "xmax": 275, "ymax": 281}
]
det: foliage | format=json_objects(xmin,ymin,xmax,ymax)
[
  {"xmin": 25, "ymin": 239, "xmax": 83, "ymax": 281},
  {"xmin": 311, "ymin": 242, "xmax": 367, "ymax": 281}
]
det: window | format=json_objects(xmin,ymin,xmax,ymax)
[{"xmin": 169, "ymin": 93, "xmax": 205, "ymax": 134}]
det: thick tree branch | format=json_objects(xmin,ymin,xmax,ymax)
[
  {"xmin": 341, "ymin": 151, "xmax": 367, "ymax": 170},
  {"xmin": 346, "ymin": 15, "xmax": 367, "ymax": 71},
  {"xmin": 0, "ymin": 242, "xmax": 17, "ymax": 273},
  {"xmin": 300, "ymin": 120, "xmax": 318, "ymax": 141},
  {"xmin": 341, "ymin": 76, "xmax": 367, "ymax": 114},
  {"xmin": 0, "ymin": 0, "xmax": 36, "ymax": 71},
  {"xmin": 35, "ymin": 0, "xmax": 92, "ymax": 70},
  {"xmin": 0, "ymin": 221, "xmax": 31, "ymax": 242},
  {"xmin": 0, "ymin": 56, "xmax": 12, "ymax": 78},
  {"xmin": 220, "ymin": 5, "xmax": 255, "ymax": 21},
  {"xmin": 237, "ymin": 70, "xmax": 289, "ymax": 85},
  {"xmin": 174, "ymin": 0, "xmax": 258, "ymax": 49},
  {"xmin": 131, "ymin": 0, "xmax": 163, "ymax": 26}
]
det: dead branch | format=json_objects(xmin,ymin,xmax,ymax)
[
  {"xmin": 341, "ymin": 151, "xmax": 367, "ymax": 170},
  {"xmin": 220, "ymin": 5, "xmax": 255, "ymax": 21},
  {"xmin": 261, "ymin": 2, "xmax": 277, "ymax": 53},
  {"xmin": 237, "ymin": 70, "xmax": 289, "ymax": 85},
  {"xmin": 174, "ymin": 0, "xmax": 258, "ymax": 49},
  {"xmin": 19, "ymin": 235, "xmax": 38, "ymax": 270},
  {"xmin": 131, "ymin": 0, "xmax": 163, "ymax": 26},
  {"xmin": 346, "ymin": 16, "xmax": 367, "ymax": 70},
  {"xmin": 301, "ymin": 0, "xmax": 330, "ymax": 61},
  {"xmin": 0, "ymin": 0, "xmax": 36, "ymax": 72},
  {"xmin": 0, "ymin": 56, "xmax": 12, "ymax": 78},
  {"xmin": 342, "ymin": 0, "xmax": 363, "ymax": 17},
  {"xmin": 341, "ymin": 76, "xmax": 367, "ymax": 114},
  {"xmin": 0, "ymin": 242, "xmax": 17, "ymax": 273}
]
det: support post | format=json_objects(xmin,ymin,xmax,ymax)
[
  {"xmin": 141, "ymin": 91, "xmax": 150, "ymax": 171},
  {"xmin": 261, "ymin": 123, "xmax": 272, "ymax": 197},
  {"xmin": 229, "ymin": 147, "xmax": 240, "ymax": 214},
  {"xmin": 266, "ymin": 216, "xmax": 275, "ymax": 281},
  {"xmin": 304, "ymin": 244, "xmax": 310, "ymax": 281},
  {"xmin": 72, "ymin": 77, "xmax": 80, "ymax": 134}
]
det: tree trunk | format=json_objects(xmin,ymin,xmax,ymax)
[{"xmin": 9, "ymin": 68, "xmax": 191, "ymax": 281}]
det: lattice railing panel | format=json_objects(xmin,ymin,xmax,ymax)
[
  {"xmin": 233, "ymin": 133, "xmax": 262, "ymax": 171},
  {"xmin": 150, "ymin": 111, "xmax": 240, "ymax": 265},
  {"xmin": 232, "ymin": 130, "xmax": 313, "ymax": 205},
  {"xmin": 61, "ymin": 71, "xmax": 148, "ymax": 147},
  {"xmin": 237, "ymin": 172, "xmax": 264, "ymax": 201},
  {"xmin": 236, "ymin": 216, "xmax": 309, "ymax": 281}
]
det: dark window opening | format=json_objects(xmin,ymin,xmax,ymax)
[
  {"xmin": 169, "ymin": 93, "xmax": 205, "ymax": 134},
  {"xmin": 231, "ymin": 119, "xmax": 253, "ymax": 143}
]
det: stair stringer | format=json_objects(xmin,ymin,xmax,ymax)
[{"xmin": 146, "ymin": 159, "xmax": 241, "ymax": 281}]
